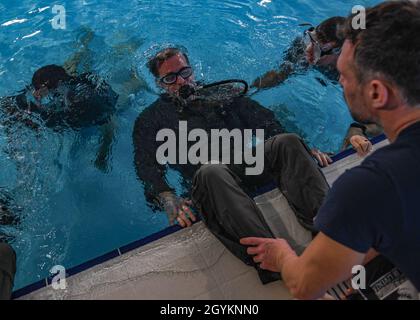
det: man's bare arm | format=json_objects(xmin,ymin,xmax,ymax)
[{"xmin": 281, "ymin": 232, "xmax": 365, "ymax": 299}]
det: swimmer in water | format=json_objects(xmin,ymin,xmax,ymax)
[
  {"xmin": 133, "ymin": 47, "xmax": 332, "ymax": 285},
  {"xmin": 252, "ymin": 16, "xmax": 383, "ymax": 156}
]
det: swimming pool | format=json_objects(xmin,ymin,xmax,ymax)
[{"xmin": 0, "ymin": 0, "xmax": 381, "ymax": 290}]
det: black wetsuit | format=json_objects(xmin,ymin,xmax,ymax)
[
  {"xmin": 133, "ymin": 93, "xmax": 331, "ymax": 285},
  {"xmin": 255, "ymin": 38, "xmax": 384, "ymax": 147},
  {"xmin": 133, "ymin": 93, "xmax": 285, "ymax": 207},
  {"xmin": 253, "ymin": 37, "xmax": 339, "ymax": 89},
  {"xmin": 0, "ymin": 73, "xmax": 118, "ymax": 130},
  {"xmin": 287, "ymin": 37, "xmax": 340, "ymax": 82}
]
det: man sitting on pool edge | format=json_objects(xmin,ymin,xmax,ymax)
[{"xmin": 133, "ymin": 47, "xmax": 332, "ymax": 284}]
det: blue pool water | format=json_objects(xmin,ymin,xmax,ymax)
[{"xmin": 0, "ymin": 0, "xmax": 381, "ymax": 289}]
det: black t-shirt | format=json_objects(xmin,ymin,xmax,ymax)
[{"xmin": 315, "ymin": 121, "xmax": 420, "ymax": 290}]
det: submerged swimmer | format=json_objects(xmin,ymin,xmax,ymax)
[
  {"xmin": 0, "ymin": 64, "xmax": 118, "ymax": 171},
  {"xmin": 1, "ymin": 26, "xmax": 148, "ymax": 171},
  {"xmin": 252, "ymin": 17, "xmax": 346, "ymax": 89},
  {"xmin": 12, "ymin": 65, "xmax": 117, "ymax": 127}
]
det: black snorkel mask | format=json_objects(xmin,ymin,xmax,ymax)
[{"xmin": 300, "ymin": 23, "xmax": 342, "ymax": 64}]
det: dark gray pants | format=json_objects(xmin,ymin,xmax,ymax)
[
  {"xmin": 0, "ymin": 243, "xmax": 16, "ymax": 300},
  {"xmin": 191, "ymin": 134, "xmax": 329, "ymax": 284}
]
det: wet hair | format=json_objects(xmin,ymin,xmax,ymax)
[
  {"xmin": 341, "ymin": 0, "xmax": 420, "ymax": 105},
  {"xmin": 147, "ymin": 48, "xmax": 190, "ymax": 78},
  {"xmin": 31, "ymin": 65, "xmax": 72, "ymax": 90},
  {"xmin": 316, "ymin": 16, "xmax": 346, "ymax": 45}
]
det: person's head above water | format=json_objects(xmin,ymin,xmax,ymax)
[
  {"xmin": 337, "ymin": 0, "xmax": 420, "ymax": 141},
  {"xmin": 304, "ymin": 16, "xmax": 346, "ymax": 66},
  {"xmin": 31, "ymin": 65, "xmax": 72, "ymax": 102},
  {"xmin": 147, "ymin": 47, "xmax": 195, "ymax": 96}
]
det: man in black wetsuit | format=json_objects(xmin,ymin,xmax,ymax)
[
  {"xmin": 0, "ymin": 64, "xmax": 118, "ymax": 170},
  {"xmin": 133, "ymin": 47, "xmax": 331, "ymax": 284},
  {"xmin": 252, "ymin": 17, "xmax": 345, "ymax": 89},
  {"xmin": 252, "ymin": 16, "xmax": 383, "ymax": 157},
  {"xmin": 252, "ymin": 17, "xmax": 346, "ymax": 90},
  {"xmin": 0, "ymin": 64, "xmax": 118, "ymax": 248}
]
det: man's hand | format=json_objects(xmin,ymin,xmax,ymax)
[
  {"xmin": 350, "ymin": 135, "xmax": 372, "ymax": 157},
  {"xmin": 311, "ymin": 149, "xmax": 333, "ymax": 167},
  {"xmin": 240, "ymin": 237, "xmax": 298, "ymax": 273},
  {"xmin": 159, "ymin": 191, "xmax": 196, "ymax": 228}
]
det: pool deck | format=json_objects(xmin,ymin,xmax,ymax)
[{"xmin": 17, "ymin": 137, "xmax": 389, "ymax": 300}]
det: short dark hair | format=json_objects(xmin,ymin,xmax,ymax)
[
  {"xmin": 316, "ymin": 16, "xmax": 346, "ymax": 44},
  {"xmin": 147, "ymin": 48, "xmax": 190, "ymax": 78},
  {"xmin": 341, "ymin": 0, "xmax": 420, "ymax": 105},
  {"xmin": 32, "ymin": 65, "xmax": 71, "ymax": 90}
]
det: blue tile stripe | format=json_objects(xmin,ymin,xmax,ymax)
[
  {"xmin": 11, "ymin": 279, "xmax": 46, "ymax": 299},
  {"xmin": 12, "ymin": 133, "xmax": 387, "ymax": 299}
]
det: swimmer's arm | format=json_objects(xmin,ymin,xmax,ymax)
[
  {"xmin": 251, "ymin": 63, "xmax": 295, "ymax": 89},
  {"xmin": 132, "ymin": 109, "xmax": 172, "ymax": 202},
  {"xmin": 158, "ymin": 191, "xmax": 196, "ymax": 228},
  {"xmin": 115, "ymin": 68, "xmax": 151, "ymax": 109},
  {"xmin": 94, "ymin": 118, "xmax": 115, "ymax": 172},
  {"xmin": 341, "ymin": 123, "xmax": 367, "ymax": 151},
  {"xmin": 364, "ymin": 123, "xmax": 383, "ymax": 137},
  {"xmin": 63, "ymin": 27, "xmax": 94, "ymax": 76},
  {"xmin": 251, "ymin": 37, "xmax": 305, "ymax": 90},
  {"xmin": 342, "ymin": 123, "xmax": 384, "ymax": 150},
  {"xmin": 341, "ymin": 123, "xmax": 384, "ymax": 156}
]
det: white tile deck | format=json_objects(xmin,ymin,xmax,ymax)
[
  {"xmin": 20, "ymin": 223, "xmax": 292, "ymax": 300},
  {"xmin": 19, "ymin": 139, "xmax": 389, "ymax": 300}
]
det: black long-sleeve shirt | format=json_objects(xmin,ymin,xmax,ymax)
[{"xmin": 133, "ymin": 94, "xmax": 285, "ymax": 207}]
